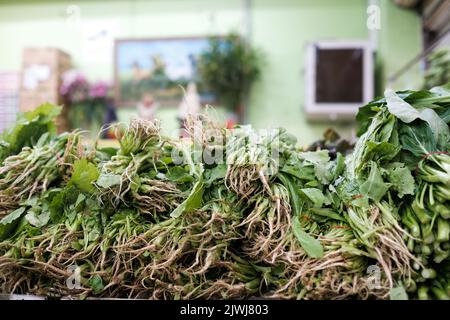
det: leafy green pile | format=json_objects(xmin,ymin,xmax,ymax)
[
  {"xmin": 0, "ymin": 86, "xmax": 449, "ymax": 300},
  {"xmin": 350, "ymin": 85, "xmax": 450, "ymax": 298},
  {"xmin": 424, "ymin": 48, "xmax": 450, "ymax": 90},
  {"xmin": 0, "ymin": 104, "xmax": 62, "ymax": 164}
]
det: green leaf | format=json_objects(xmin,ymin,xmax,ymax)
[
  {"xmin": 385, "ymin": 162, "xmax": 415, "ymax": 198},
  {"xmin": 298, "ymin": 151, "xmax": 334, "ymax": 184},
  {"xmin": 292, "ymin": 216, "xmax": 324, "ymax": 258},
  {"xmin": 96, "ymin": 147, "xmax": 118, "ymax": 159},
  {"xmin": 351, "ymin": 195, "xmax": 370, "ymax": 209},
  {"xmin": 170, "ymin": 175, "xmax": 204, "ymax": 218},
  {"xmin": 298, "ymin": 150, "xmax": 330, "ymax": 164},
  {"xmin": 300, "ymin": 188, "xmax": 326, "ymax": 208},
  {"xmin": 23, "ymin": 103, "xmax": 62, "ymax": 122},
  {"xmin": 309, "ymin": 208, "xmax": 346, "ymax": 222},
  {"xmin": 282, "ymin": 161, "xmax": 316, "ymax": 181},
  {"xmin": 356, "ymin": 103, "xmax": 380, "ymax": 136},
  {"xmin": 400, "ymin": 122, "xmax": 437, "ymax": 158},
  {"xmin": 418, "ymin": 108, "xmax": 450, "ymax": 149},
  {"xmin": 314, "ymin": 161, "xmax": 334, "ymax": 185},
  {"xmin": 385, "ymin": 89, "xmax": 422, "ymax": 123},
  {"xmin": 88, "ymin": 275, "xmax": 104, "ymax": 294},
  {"xmin": 70, "ymin": 159, "xmax": 100, "ymax": 194},
  {"xmin": 332, "ymin": 153, "xmax": 346, "ymax": 180},
  {"xmin": 0, "ymin": 103, "xmax": 61, "ymax": 162},
  {"xmin": 204, "ymin": 164, "xmax": 227, "ymax": 185},
  {"xmin": 360, "ymin": 162, "xmax": 390, "ymax": 202},
  {"xmin": 389, "ymin": 286, "xmax": 408, "ymax": 300},
  {"xmin": 0, "ymin": 207, "xmax": 26, "ymax": 240},
  {"xmin": 277, "ymin": 172, "xmax": 302, "ymax": 215},
  {"xmin": 75, "ymin": 193, "xmax": 86, "ymax": 208},
  {"xmin": 365, "ymin": 141, "xmax": 401, "ymax": 162},
  {"xmin": 166, "ymin": 166, "xmax": 195, "ymax": 183},
  {"xmin": 386, "ymin": 89, "xmax": 450, "ymax": 147}
]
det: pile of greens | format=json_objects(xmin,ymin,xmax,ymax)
[
  {"xmin": 424, "ymin": 48, "xmax": 450, "ymax": 90},
  {"xmin": 0, "ymin": 85, "xmax": 449, "ymax": 300}
]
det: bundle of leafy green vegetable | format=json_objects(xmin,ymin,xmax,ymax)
[
  {"xmin": 348, "ymin": 85, "xmax": 450, "ymax": 299},
  {"xmin": 0, "ymin": 85, "xmax": 449, "ymax": 300},
  {"xmin": 424, "ymin": 48, "xmax": 450, "ymax": 90}
]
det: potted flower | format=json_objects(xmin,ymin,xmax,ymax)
[
  {"xmin": 198, "ymin": 33, "xmax": 262, "ymax": 125},
  {"xmin": 61, "ymin": 71, "xmax": 114, "ymax": 138}
]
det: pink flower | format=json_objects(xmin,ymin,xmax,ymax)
[{"xmin": 90, "ymin": 81, "xmax": 111, "ymax": 98}]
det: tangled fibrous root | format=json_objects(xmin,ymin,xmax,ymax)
[
  {"xmin": 183, "ymin": 112, "xmax": 226, "ymax": 147},
  {"xmin": 114, "ymin": 206, "xmax": 244, "ymax": 299},
  {"xmin": 0, "ymin": 199, "xmax": 17, "ymax": 218},
  {"xmin": 97, "ymin": 119, "xmax": 168, "ymax": 209},
  {"xmin": 132, "ymin": 179, "xmax": 183, "ymax": 218},
  {"xmin": 225, "ymin": 165, "xmax": 263, "ymax": 199},
  {"xmin": 368, "ymin": 206, "xmax": 420, "ymax": 288},
  {"xmin": 301, "ymin": 268, "xmax": 390, "ymax": 300},
  {"xmin": 266, "ymin": 249, "xmax": 390, "ymax": 300},
  {"xmin": 125, "ymin": 210, "xmax": 238, "ymax": 275},
  {"xmin": 0, "ymin": 130, "xmax": 82, "ymax": 207},
  {"xmin": 239, "ymin": 183, "xmax": 293, "ymax": 264}
]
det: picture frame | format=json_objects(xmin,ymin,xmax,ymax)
[{"xmin": 114, "ymin": 37, "xmax": 217, "ymax": 107}]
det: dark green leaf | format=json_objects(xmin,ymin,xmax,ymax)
[
  {"xmin": 277, "ymin": 172, "xmax": 302, "ymax": 215},
  {"xmin": 170, "ymin": 175, "xmax": 204, "ymax": 218},
  {"xmin": 88, "ymin": 275, "xmax": 104, "ymax": 294},
  {"xmin": 360, "ymin": 162, "xmax": 390, "ymax": 202},
  {"xmin": 309, "ymin": 208, "xmax": 346, "ymax": 222},
  {"xmin": 399, "ymin": 122, "xmax": 437, "ymax": 158},
  {"xmin": 0, "ymin": 207, "xmax": 26, "ymax": 240}
]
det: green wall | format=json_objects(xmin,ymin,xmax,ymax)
[
  {"xmin": 249, "ymin": 0, "xmax": 369, "ymax": 146},
  {"xmin": 378, "ymin": 0, "xmax": 424, "ymax": 91},
  {"xmin": 0, "ymin": 0, "xmax": 423, "ymax": 144}
]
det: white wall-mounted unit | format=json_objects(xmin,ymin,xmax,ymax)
[{"xmin": 305, "ymin": 41, "xmax": 374, "ymax": 121}]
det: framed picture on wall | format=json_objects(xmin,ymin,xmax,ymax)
[{"xmin": 114, "ymin": 37, "xmax": 216, "ymax": 107}]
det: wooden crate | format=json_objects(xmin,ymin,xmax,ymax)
[
  {"xmin": 0, "ymin": 72, "xmax": 20, "ymax": 133},
  {"xmin": 19, "ymin": 47, "xmax": 72, "ymax": 131}
]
